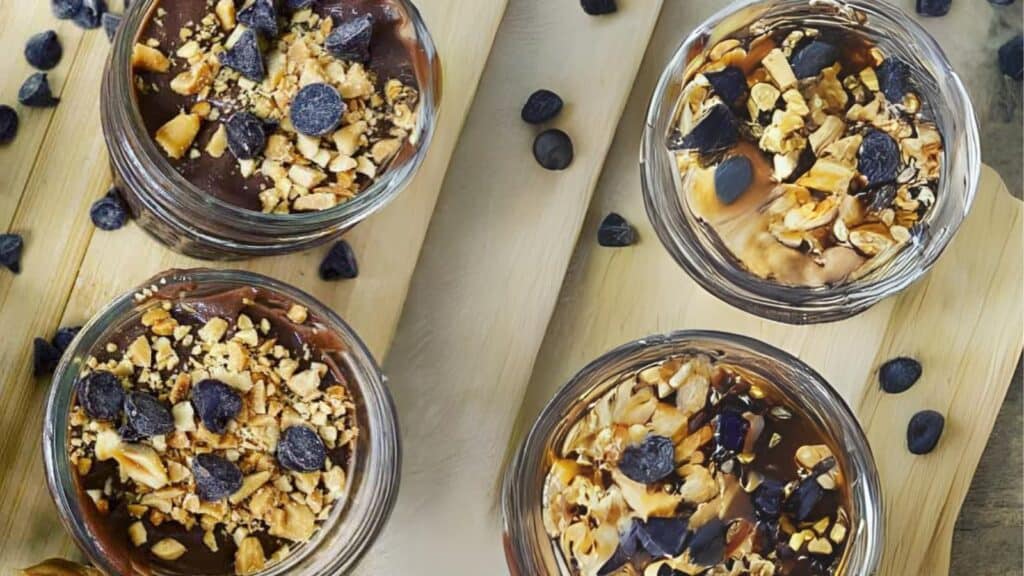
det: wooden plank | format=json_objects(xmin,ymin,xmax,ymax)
[
  {"xmin": 355, "ymin": 1, "xmax": 665, "ymax": 573},
  {"xmin": 0, "ymin": 0, "xmax": 509, "ymax": 569}
]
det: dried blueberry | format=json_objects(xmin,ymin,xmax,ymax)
[
  {"xmin": 879, "ymin": 357, "xmax": 923, "ymax": 394},
  {"xmin": 790, "ymin": 40, "xmax": 839, "ymax": 79},
  {"xmin": 290, "ymin": 83, "xmax": 345, "ymax": 137},
  {"xmin": 581, "ymin": 0, "xmax": 617, "ymax": 15},
  {"xmin": 277, "ymin": 426, "xmax": 327, "ymax": 472},
  {"xmin": 657, "ymin": 567, "xmax": 685, "ymax": 576},
  {"xmin": 671, "ymin": 104, "xmax": 737, "ymax": 157},
  {"xmin": 0, "ymin": 233, "xmax": 24, "ymax": 273},
  {"xmin": 618, "ymin": 435, "xmax": 675, "ymax": 484},
  {"xmin": 319, "ymin": 240, "xmax": 358, "ymax": 280},
  {"xmin": 598, "ymin": 521, "xmax": 640, "ymax": 575},
  {"xmin": 225, "ymin": 111, "xmax": 267, "ymax": 160},
  {"xmin": 0, "ymin": 105, "xmax": 18, "ymax": 144},
  {"xmin": 52, "ymin": 326, "xmax": 82, "ymax": 353},
  {"xmin": 25, "ymin": 31, "xmax": 63, "ymax": 71},
  {"xmin": 73, "ymin": 0, "xmax": 106, "ymax": 29},
  {"xmin": 714, "ymin": 155, "xmax": 753, "ymax": 205},
  {"xmin": 858, "ymin": 130, "xmax": 900, "ymax": 186},
  {"xmin": 34, "ymin": 337, "xmax": 62, "ymax": 376},
  {"xmin": 192, "ymin": 453, "xmax": 243, "ymax": 501},
  {"xmin": 283, "ymin": 0, "xmax": 316, "ymax": 11},
  {"xmin": 687, "ymin": 518, "xmax": 726, "ymax": 566},
  {"xmin": 191, "ymin": 379, "xmax": 243, "ymax": 434},
  {"xmin": 876, "ymin": 58, "xmax": 913, "ymax": 104},
  {"xmin": 124, "ymin": 392, "xmax": 175, "ymax": 437},
  {"xmin": 326, "ymin": 14, "xmax": 374, "ymax": 62},
  {"xmin": 52, "ymin": 0, "xmax": 82, "ymax": 19},
  {"xmin": 598, "ymin": 213, "xmax": 636, "ymax": 247},
  {"xmin": 18, "ymin": 73, "xmax": 59, "ymax": 108},
  {"xmin": 77, "ymin": 371, "xmax": 125, "ymax": 421},
  {"xmin": 637, "ymin": 517, "xmax": 689, "ymax": 557},
  {"xmin": 90, "ymin": 189, "xmax": 129, "ymax": 231},
  {"xmin": 102, "ymin": 12, "xmax": 122, "ymax": 42},
  {"xmin": 916, "ymin": 0, "xmax": 952, "ymax": 16},
  {"xmin": 237, "ymin": 0, "xmax": 278, "ymax": 37},
  {"xmin": 219, "ymin": 29, "xmax": 265, "ymax": 81},
  {"xmin": 533, "ymin": 129, "xmax": 574, "ymax": 171},
  {"xmin": 907, "ymin": 410, "xmax": 945, "ymax": 454},
  {"xmin": 999, "ymin": 35, "xmax": 1024, "ymax": 81},
  {"xmin": 118, "ymin": 421, "xmax": 145, "ymax": 443},
  {"xmin": 752, "ymin": 478, "xmax": 786, "ymax": 520},
  {"xmin": 785, "ymin": 476, "xmax": 824, "ymax": 522},
  {"xmin": 521, "ymin": 89, "xmax": 564, "ymax": 124},
  {"xmin": 715, "ymin": 410, "xmax": 749, "ymax": 452},
  {"xmin": 704, "ymin": 67, "xmax": 747, "ymax": 108}
]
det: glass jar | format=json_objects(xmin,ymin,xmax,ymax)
[
  {"xmin": 641, "ymin": 0, "xmax": 980, "ymax": 324},
  {"xmin": 43, "ymin": 269, "xmax": 401, "ymax": 575},
  {"xmin": 503, "ymin": 330, "xmax": 883, "ymax": 575},
  {"xmin": 101, "ymin": 0, "xmax": 441, "ymax": 260}
]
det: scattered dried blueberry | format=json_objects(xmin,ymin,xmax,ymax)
[
  {"xmin": 0, "ymin": 105, "xmax": 18, "ymax": 144},
  {"xmin": 533, "ymin": 129, "xmax": 574, "ymax": 170},
  {"xmin": 225, "ymin": 111, "xmax": 268, "ymax": 160},
  {"xmin": 858, "ymin": 130, "xmax": 900, "ymax": 186},
  {"xmin": 192, "ymin": 453, "xmax": 243, "ymax": 501},
  {"xmin": 916, "ymin": 0, "xmax": 952, "ymax": 16},
  {"xmin": 102, "ymin": 12, "xmax": 122, "ymax": 42},
  {"xmin": 34, "ymin": 337, "xmax": 62, "ymax": 376},
  {"xmin": 283, "ymin": 0, "xmax": 316, "ymax": 11},
  {"xmin": 124, "ymin": 392, "xmax": 174, "ymax": 437},
  {"xmin": 219, "ymin": 29, "xmax": 265, "ymax": 81},
  {"xmin": 581, "ymin": 0, "xmax": 617, "ymax": 15},
  {"xmin": 52, "ymin": 326, "xmax": 82, "ymax": 353},
  {"xmin": 671, "ymin": 104, "xmax": 737, "ymax": 157},
  {"xmin": 118, "ymin": 421, "xmax": 145, "ymax": 443},
  {"xmin": 785, "ymin": 476, "xmax": 824, "ymax": 522},
  {"xmin": 277, "ymin": 426, "xmax": 327, "ymax": 472},
  {"xmin": 326, "ymin": 14, "xmax": 374, "ymax": 62},
  {"xmin": 77, "ymin": 371, "xmax": 125, "ymax": 421},
  {"xmin": 715, "ymin": 410, "xmax": 749, "ymax": 452},
  {"xmin": 619, "ymin": 435, "xmax": 675, "ymax": 484},
  {"xmin": 290, "ymin": 83, "xmax": 345, "ymax": 137},
  {"xmin": 73, "ymin": 0, "xmax": 106, "ymax": 29},
  {"xmin": 999, "ymin": 34, "xmax": 1024, "ymax": 81},
  {"xmin": 876, "ymin": 58, "xmax": 913, "ymax": 104},
  {"xmin": 790, "ymin": 40, "xmax": 839, "ymax": 79},
  {"xmin": 25, "ymin": 31, "xmax": 63, "ymax": 71},
  {"xmin": 521, "ymin": 89, "xmax": 564, "ymax": 124},
  {"xmin": 0, "ymin": 233, "xmax": 24, "ymax": 273},
  {"xmin": 752, "ymin": 478, "xmax": 786, "ymax": 520},
  {"xmin": 704, "ymin": 67, "xmax": 747, "ymax": 108},
  {"xmin": 657, "ymin": 567, "xmax": 685, "ymax": 576},
  {"xmin": 319, "ymin": 240, "xmax": 359, "ymax": 280},
  {"xmin": 598, "ymin": 522, "xmax": 640, "ymax": 575},
  {"xmin": 237, "ymin": 0, "xmax": 278, "ymax": 37},
  {"xmin": 714, "ymin": 155, "xmax": 753, "ymax": 205},
  {"xmin": 597, "ymin": 212, "xmax": 636, "ymax": 247},
  {"xmin": 687, "ymin": 518, "xmax": 726, "ymax": 566},
  {"xmin": 879, "ymin": 357, "xmax": 923, "ymax": 394},
  {"xmin": 637, "ymin": 517, "xmax": 689, "ymax": 557},
  {"xmin": 90, "ymin": 189, "xmax": 129, "ymax": 231},
  {"xmin": 53, "ymin": 0, "xmax": 82, "ymax": 19},
  {"xmin": 191, "ymin": 379, "xmax": 243, "ymax": 434},
  {"xmin": 907, "ymin": 410, "xmax": 945, "ymax": 454},
  {"xmin": 18, "ymin": 73, "xmax": 59, "ymax": 108}
]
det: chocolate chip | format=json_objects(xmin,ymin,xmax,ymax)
[
  {"xmin": 18, "ymin": 73, "xmax": 59, "ymax": 108},
  {"xmin": 785, "ymin": 476, "xmax": 824, "ymax": 522},
  {"xmin": 277, "ymin": 426, "xmax": 327, "ymax": 472},
  {"xmin": 102, "ymin": 12, "xmax": 122, "ymax": 42},
  {"xmin": 999, "ymin": 34, "xmax": 1024, "ymax": 81},
  {"xmin": 290, "ymin": 83, "xmax": 345, "ymax": 137},
  {"xmin": 90, "ymin": 189, "xmax": 129, "ymax": 231},
  {"xmin": 237, "ymin": 0, "xmax": 278, "ymax": 37},
  {"xmin": 704, "ymin": 67, "xmax": 748, "ymax": 108},
  {"xmin": 598, "ymin": 212, "xmax": 637, "ymax": 247},
  {"xmin": 619, "ymin": 435, "xmax": 675, "ymax": 484},
  {"xmin": 687, "ymin": 518, "xmax": 726, "ymax": 566},
  {"xmin": 191, "ymin": 379, "xmax": 243, "ymax": 434},
  {"xmin": 52, "ymin": 326, "xmax": 82, "ymax": 353},
  {"xmin": 858, "ymin": 130, "xmax": 900, "ymax": 187},
  {"xmin": 714, "ymin": 155, "xmax": 753, "ymax": 205},
  {"xmin": 52, "ymin": 0, "xmax": 82, "ymax": 19},
  {"xmin": 879, "ymin": 357, "xmax": 922, "ymax": 394},
  {"xmin": 77, "ymin": 371, "xmax": 125, "ymax": 421},
  {"xmin": 789, "ymin": 40, "xmax": 839, "ymax": 79},
  {"xmin": 73, "ymin": 0, "xmax": 106, "ymax": 29},
  {"xmin": 225, "ymin": 111, "xmax": 268, "ymax": 160},
  {"xmin": 581, "ymin": 0, "xmax": 617, "ymax": 15},
  {"xmin": 0, "ymin": 233, "xmax": 24, "ymax": 273},
  {"xmin": 319, "ymin": 240, "xmax": 358, "ymax": 280},
  {"xmin": 219, "ymin": 29, "xmax": 265, "ymax": 81},
  {"xmin": 637, "ymin": 517, "xmax": 689, "ymax": 557},
  {"xmin": 670, "ymin": 104, "xmax": 737, "ymax": 157},
  {"xmin": 876, "ymin": 57, "xmax": 913, "ymax": 104},
  {"xmin": 0, "ymin": 105, "xmax": 18, "ymax": 144},
  {"xmin": 907, "ymin": 410, "xmax": 945, "ymax": 454},
  {"xmin": 916, "ymin": 0, "xmax": 952, "ymax": 16},
  {"xmin": 34, "ymin": 337, "xmax": 62, "ymax": 376},
  {"xmin": 25, "ymin": 31, "xmax": 63, "ymax": 71},
  {"xmin": 521, "ymin": 89, "xmax": 563, "ymax": 125},
  {"xmin": 124, "ymin": 392, "xmax": 175, "ymax": 438},
  {"xmin": 533, "ymin": 129, "xmax": 574, "ymax": 170},
  {"xmin": 326, "ymin": 14, "xmax": 374, "ymax": 62},
  {"xmin": 192, "ymin": 453, "xmax": 243, "ymax": 501}
]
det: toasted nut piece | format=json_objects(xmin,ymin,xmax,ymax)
[
  {"xmin": 796, "ymin": 158, "xmax": 855, "ymax": 194},
  {"xmin": 287, "ymin": 368, "xmax": 322, "ymax": 400},
  {"xmin": 235, "ymin": 537, "xmax": 267, "ymax": 575},
  {"xmin": 171, "ymin": 61, "xmax": 214, "ymax": 96},
  {"xmin": 783, "ymin": 197, "xmax": 839, "ymax": 232},
  {"xmin": 748, "ymin": 83, "xmax": 781, "ymax": 119},
  {"xmin": 371, "ymin": 139, "xmax": 401, "ymax": 164},
  {"xmin": 808, "ymin": 537, "xmax": 834, "ymax": 555},
  {"xmin": 286, "ymin": 305, "xmax": 308, "ymax": 324},
  {"xmin": 709, "ymin": 39, "xmax": 742, "ymax": 61},
  {"xmin": 268, "ymin": 502, "xmax": 317, "ymax": 542},
  {"xmin": 796, "ymin": 444, "xmax": 834, "ymax": 469},
  {"xmin": 288, "ymin": 165, "xmax": 327, "ymax": 189},
  {"xmin": 332, "ymin": 122, "xmax": 366, "ymax": 156},
  {"xmin": 131, "ymin": 44, "xmax": 170, "ymax": 72},
  {"xmin": 95, "ymin": 428, "xmax": 122, "ymax": 461},
  {"xmin": 809, "ymin": 116, "xmax": 845, "ymax": 155},
  {"xmin": 205, "ymin": 124, "xmax": 228, "ymax": 159},
  {"xmin": 215, "ymin": 0, "xmax": 237, "ymax": 30},
  {"xmin": 850, "ymin": 226, "xmax": 895, "ymax": 256},
  {"xmin": 773, "ymin": 151, "xmax": 800, "ymax": 181},
  {"xmin": 762, "ymin": 49, "xmax": 797, "ymax": 91},
  {"xmin": 229, "ymin": 471, "xmax": 272, "ymax": 504},
  {"xmin": 151, "ymin": 538, "xmax": 187, "ymax": 561},
  {"xmin": 155, "ymin": 113, "xmax": 201, "ymax": 160},
  {"xmin": 114, "ymin": 443, "xmax": 170, "ymax": 489},
  {"xmin": 198, "ymin": 317, "xmax": 229, "ymax": 343},
  {"xmin": 830, "ymin": 521, "xmax": 848, "ymax": 543},
  {"xmin": 859, "ymin": 67, "xmax": 880, "ymax": 91},
  {"xmin": 18, "ymin": 559, "xmax": 102, "ymax": 576},
  {"xmin": 128, "ymin": 521, "xmax": 148, "ymax": 547},
  {"xmin": 890, "ymin": 225, "xmax": 911, "ymax": 243},
  {"xmin": 293, "ymin": 192, "xmax": 338, "ymax": 212}
]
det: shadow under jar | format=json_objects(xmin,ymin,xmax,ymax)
[
  {"xmin": 503, "ymin": 331, "xmax": 882, "ymax": 576},
  {"xmin": 43, "ymin": 269, "xmax": 400, "ymax": 575},
  {"xmin": 102, "ymin": 0, "xmax": 441, "ymax": 259},
  {"xmin": 641, "ymin": 0, "xmax": 979, "ymax": 324}
]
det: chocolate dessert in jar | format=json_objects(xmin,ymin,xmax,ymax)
[
  {"xmin": 641, "ymin": 0, "xmax": 979, "ymax": 324},
  {"xmin": 101, "ymin": 0, "xmax": 440, "ymax": 259},
  {"xmin": 43, "ymin": 269, "xmax": 400, "ymax": 575},
  {"xmin": 503, "ymin": 331, "xmax": 882, "ymax": 576}
]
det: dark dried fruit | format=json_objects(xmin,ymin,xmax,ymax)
[
  {"xmin": 598, "ymin": 212, "xmax": 636, "ymax": 247},
  {"xmin": 290, "ymin": 83, "xmax": 345, "ymax": 137},
  {"xmin": 118, "ymin": 421, "xmax": 145, "ymax": 443},
  {"xmin": 714, "ymin": 155, "xmax": 753, "ymax": 205},
  {"xmin": 858, "ymin": 130, "xmax": 900, "ymax": 186},
  {"xmin": 533, "ymin": 129, "xmax": 574, "ymax": 170},
  {"xmin": 0, "ymin": 233, "xmax": 24, "ymax": 273},
  {"xmin": 916, "ymin": 0, "xmax": 952, "ymax": 16},
  {"xmin": 866, "ymin": 182, "xmax": 897, "ymax": 213},
  {"xmin": 999, "ymin": 34, "xmax": 1024, "ymax": 81},
  {"xmin": 671, "ymin": 104, "xmax": 737, "ymax": 157},
  {"xmin": 876, "ymin": 58, "xmax": 913, "ymax": 104},
  {"xmin": 102, "ymin": 12, "xmax": 122, "ymax": 42},
  {"xmin": 52, "ymin": 0, "xmax": 82, "ymax": 19},
  {"xmin": 77, "ymin": 371, "xmax": 125, "ymax": 421},
  {"xmin": 52, "ymin": 326, "xmax": 82, "ymax": 353},
  {"xmin": 687, "ymin": 518, "xmax": 726, "ymax": 566},
  {"xmin": 0, "ymin": 105, "xmax": 18, "ymax": 144},
  {"xmin": 192, "ymin": 453, "xmax": 243, "ymax": 501},
  {"xmin": 90, "ymin": 189, "xmax": 129, "ymax": 231},
  {"xmin": 225, "ymin": 111, "xmax": 268, "ymax": 160},
  {"xmin": 18, "ymin": 73, "xmax": 59, "ymax": 108},
  {"xmin": 715, "ymin": 410, "xmax": 749, "ymax": 452},
  {"xmin": 319, "ymin": 240, "xmax": 358, "ymax": 280},
  {"xmin": 581, "ymin": 0, "xmax": 617, "ymax": 15},
  {"xmin": 326, "ymin": 14, "xmax": 374, "ymax": 62},
  {"xmin": 25, "ymin": 31, "xmax": 63, "ymax": 71},
  {"xmin": 790, "ymin": 40, "xmax": 839, "ymax": 79},
  {"xmin": 219, "ymin": 29, "xmax": 265, "ymax": 81},
  {"xmin": 704, "ymin": 67, "xmax": 747, "ymax": 108},
  {"xmin": 637, "ymin": 517, "xmax": 689, "ymax": 557},
  {"xmin": 785, "ymin": 476, "xmax": 824, "ymax": 522},
  {"xmin": 73, "ymin": 0, "xmax": 106, "ymax": 29},
  {"xmin": 277, "ymin": 426, "xmax": 327, "ymax": 472},
  {"xmin": 34, "ymin": 337, "xmax": 62, "ymax": 376},
  {"xmin": 284, "ymin": 0, "xmax": 316, "ymax": 11},
  {"xmin": 598, "ymin": 522, "xmax": 640, "ymax": 575},
  {"xmin": 752, "ymin": 478, "xmax": 786, "ymax": 520},
  {"xmin": 191, "ymin": 379, "xmax": 243, "ymax": 434},
  {"xmin": 907, "ymin": 410, "xmax": 945, "ymax": 454},
  {"xmin": 237, "ymin": 0, "xmax": 278, "ymax": 37},
  {"xmin": 124, "ymin": 392, "xmax": 175, "ymax": 437},
  {"xmin": 619, "ymin": 435, "xmax": 675, "ymax": 484},
  {"xmin": 521, "ymin": 89, "xmax": 564, "ymax": 124},
  {"xmin": 879, "ymin": 357, "xmax": 922, "ymax": 394},
  {"xmin": 657, "ymin": 567, "xmax": 685, "ymax": 576}
]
